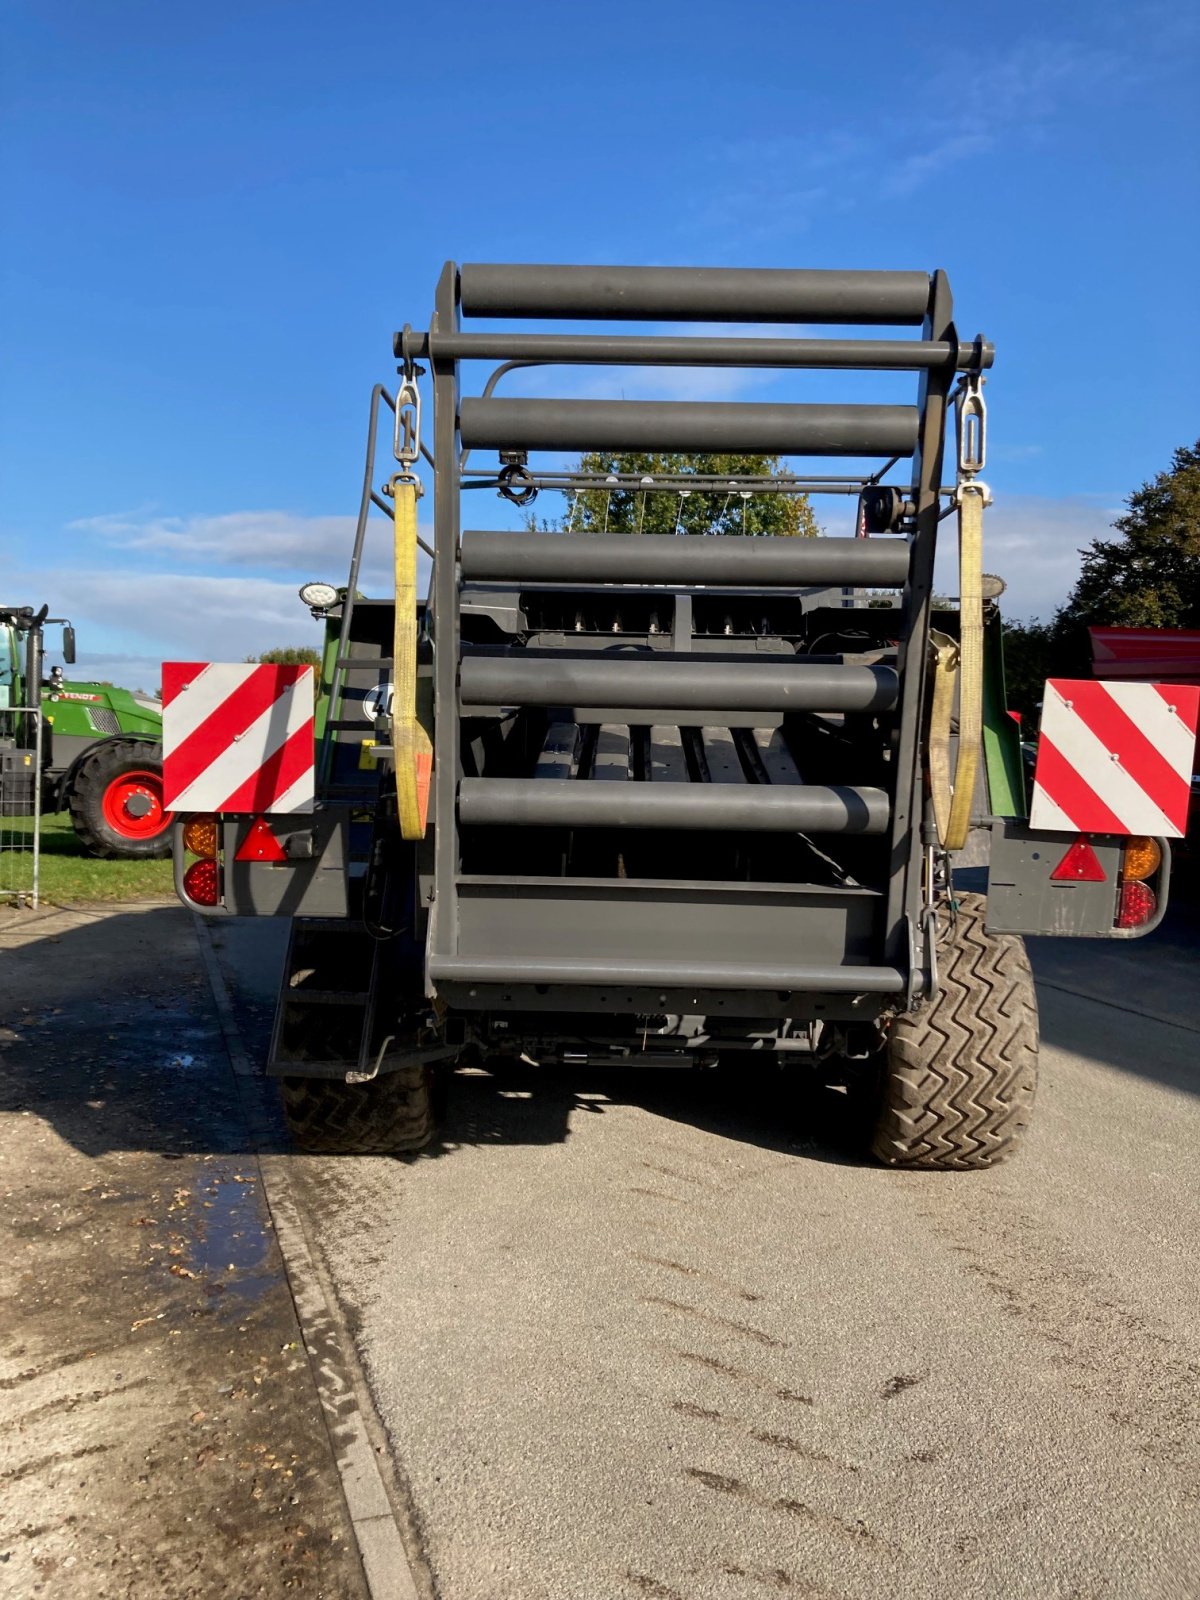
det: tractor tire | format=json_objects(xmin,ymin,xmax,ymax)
[
  {"xmin": 870, "ymin": 892, "xmax": 1038, "ymax": 1170},
  {"xmin": 68, "ymin": 739, "xmax": 172, "ymax": 859},
  {"xmin": 279, "ymin": 1062, "xmax": 436, "ymax": 1155}
]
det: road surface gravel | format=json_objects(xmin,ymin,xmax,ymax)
[{"xmin": 217, "ymin": 901, "xmax": 1200, "ymax": 1600}]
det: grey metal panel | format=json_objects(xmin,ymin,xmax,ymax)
[
  {"xmin": 699, "ymin": 727, "xmax": 745, "ymax": 784},
  {"xmin": 534, "ymin": 718, "xmax": 579, "ymax": 779},
  {"xmin": 458, "ymin": 530, "xmax": 911, "ymax": 587},
  {"xmin": 984, "ymin": 820, "xmax": 1169, "ymax": 939},
  {"xmin": 459, "ymin": 778, "xmax": 890, "ymax": 834},
  {"xmin": 592, "ymin": 724, "xmax": 631, "ymax": 781},
  {"xmin": 753, "ymin": 727, "xmax": 804, "ymax": 783},
  {"xmin": 458, "ymin": 264, "xmax": 932, "ymax": 325},
  {"xmin": 459, "ymin": 398, "xmax": 918, "ymax": 458},
  {"xmin": 459, "ymin": 655, "xmax": 898, "ymax": 714},
  {"xmin": 221, "ymin": 815, "xmax": 350, "ymax": 919},
  {"xmin": 451, "ymin": 876, "xmax": 882, "ymax": 975},
  {"xmin": 650, "ymin": 725, "xmax": 689, "ymax": 781}
]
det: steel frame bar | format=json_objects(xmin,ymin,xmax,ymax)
[
  {"xmin": 883, "ymin": 271, "xmax": 956, "ymax": 980},
  {"xmin": 398, "ymin": 329, "xmax": 993, "ymax": 372},
  {"xmin": 427, "ymin": 952, "xmax": 907, "ymax": 993},
  {"xmin": 430, "ymin": 264, "xmax": 462, "ymax": 970}
]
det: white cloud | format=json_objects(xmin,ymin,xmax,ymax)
[
  {"xmin": 820, "ymin": 492, "xmax": 1116, "ymax": 622},
  {"xmin": 66, "ymin": 506, "xmax": 428, "ymax": 593}
]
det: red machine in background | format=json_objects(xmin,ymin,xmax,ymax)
[{"xmin": 1090, "ymin": 627, "xmax": 1200, "ymax": 865}]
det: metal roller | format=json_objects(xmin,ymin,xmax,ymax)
[
  {"xmin": 459, "ymin": 398, "xmax": 918, "ymax": 458},
  {"xmin": 458, "ymin": 263, "xmax": 932, "ymax": 326},
  {"xmin": 459, "ymin": 531, "xmax": 911, "ymax": 587},
  {"xmin": 459, "ymin": 656, "xmax": 899, "ymax": 714},
  {"xmin": 459, "ymin": 779, "xmax": 890, "ymax": 835}
]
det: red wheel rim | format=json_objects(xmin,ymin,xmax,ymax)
[{"xmin": 101, "ymin": 769, "xmax": 173, "ymax": 840}]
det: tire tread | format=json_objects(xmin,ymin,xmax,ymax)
[
  {"xmin": 279, "ymin": 1063, "xmax": 434, "ymax": 1154},
  {"xmin": 871, "ymin": 892, "xmax": 1038, "ymax": 1170}
]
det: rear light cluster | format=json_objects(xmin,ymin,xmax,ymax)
[
  {"xmin": 1116, "ymin": 835, "xmax": 1161, "ymax": 930},
  {"xmin": 1049, "ymin": 833, "xmax": 1162, "ymax": 931},
  {"xmin": 182, "ymin": 813, "xmax": 221, "ymax": 907}
]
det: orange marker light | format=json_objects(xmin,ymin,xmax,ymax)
[
  {"xmin": 182, "ymin": 814, "xmax": 219, "ymax": 858},
  {"xmin": 1120, "ymin": 836, "xmax": 1161, "ymax": 882}
]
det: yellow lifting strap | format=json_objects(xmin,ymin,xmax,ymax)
[
  {"xmin": 929, "ymin": 482, "xmax": 986, "ymax": 851},
  {"xmin": 391, "ymin": 476, "xmax": 433, "ymax": 840}
]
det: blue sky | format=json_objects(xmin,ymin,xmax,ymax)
[{"xmin": 2, "ymin": 0, "xmax": 1198, "ymax": 686}]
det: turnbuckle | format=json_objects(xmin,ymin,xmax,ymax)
[
  {"xmin": 393, "ymin": 376, "xmax": 422, "ymax": 471},
  {"xmin": 954, "ymin": 372, "xmax": 987, "ymax": 477}
]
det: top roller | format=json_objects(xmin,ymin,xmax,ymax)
[{"xmin": 458, "ymin": 264, "xmax": 934, "ymax": 326}]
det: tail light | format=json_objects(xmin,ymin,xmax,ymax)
[
  {"xmin": 182, "ymin": 856, "xmax": 220, "ymax": 907},
  {"xmin": 1115, "ymin": 835, "xmax": 1161, "ymax": 930},
  {"xmin": 181, "ymin": 812, "xmax": 221, "ymax": 907}
]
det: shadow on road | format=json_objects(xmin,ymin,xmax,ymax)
[
  {"xmin": 3, "ymin": 880, "xmax": 1195, "ymax": 1184},
  {"xmin": 0, "ymin": 903, "xmax": 289, "ymax": 1160},
  {"xmin": 431, "ymin": 1054, "xmax": 878, "ymax": 1169}
]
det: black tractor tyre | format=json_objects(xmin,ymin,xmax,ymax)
[
  {"xmin": 871, "ymin": 893, "xmax": 1039, "ymax": 1170},
  {"xmin": 279, "ymin": 1062, "xmax": 436, "ymax": 1155},
  {"xmin": 68, "ymin": 739, "xmax": 172, "ymax": 860}
]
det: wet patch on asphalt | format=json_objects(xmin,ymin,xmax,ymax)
[{"xmin": 0, "ymin": 904, "xmax": 366, "ymax": 1599}]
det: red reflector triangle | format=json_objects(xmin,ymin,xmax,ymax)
[
  {"xmin": 234, "ymin": 815, "xmax": 288, "ymax": 863},
  {"xmin": 1050, "ymin": 836, "xmax": 1106, "ymax": 883}
]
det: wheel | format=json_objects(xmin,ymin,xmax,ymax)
[
  {"xmin": 68, "ymin": 739, "xmax": 172, "ymax": 859},
  {"xmin": 279, "ymin": 1062, "xmax": 436, "ymax": 1154},
  {"xmin": 871, "ymin": 892, "xmax": 1038, "ymax": 1170}
]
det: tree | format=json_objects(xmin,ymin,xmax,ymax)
[
  {"xmin": 1000, "ymin": 441, "xmax": 1200, "ymax": 703},
  {"xmin": 1056, "ymin": 439, "xmax": 1200, "ymax": 634},
  {"xmin": 530, "ymin": 452, "xmax": 821, "ymax": 538},
  {"xmin": 246, "ymin": 646, "xmax": 323, "ymax": 695},
  {"xmin": 999, "ymin": 618, "xmax": 1056, "ymax": 724},
  {"xmin": 246, "ymin": 646, "xmax": 323, "ymax": 670}
]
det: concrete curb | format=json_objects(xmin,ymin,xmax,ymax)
[{"xmin": 193, "ymin": 915, "xmax": 422, "ymax": 1600}]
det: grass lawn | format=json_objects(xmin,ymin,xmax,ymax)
[{"xmin": 1, "ymin": 812, "xmax": 174, "ymax": 905}]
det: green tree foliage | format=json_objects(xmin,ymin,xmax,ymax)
[
  {"xmin": 246, "ymin": 646, "xmax": 323, "ymax": 669},
  {"xmin": 1060, "ymin": 441, "xmax": 1200, "ymax": 631},
  {"xmin": 245, "ymin": 645, "xmax": 323, "ymax": 697},
  {"xmin": 999, "ymin": 618, "xmax": 1055, "ymax": 724},
  {"xmin": 1000, "ymin": 441, "xmax": 1200, "ymax": 709},
  {"xmin": 532, "ymin": 452, "xmax": 821, "ymax": 538}
]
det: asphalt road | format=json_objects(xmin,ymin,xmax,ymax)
[{"xmin": 215, "ymin": 904, "xmax": 1200, "ymax": 1600}]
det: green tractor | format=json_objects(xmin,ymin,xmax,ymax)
[{"xmin": 0, "ymin": 604, "xmax": 170, "ymax": 858}]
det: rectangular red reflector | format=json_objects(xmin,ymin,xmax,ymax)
[
  {"xmin": 1050, "ymin": 836, "xmax": 1106, "ymax": 882},
  {"xmin": 234, "ymin": 815, "xmax": 288, "ymax": 862}
]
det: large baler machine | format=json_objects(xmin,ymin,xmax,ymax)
[{"xmin": 166, "ymin": 263, "xmax": 1194, "ymax": 1163}]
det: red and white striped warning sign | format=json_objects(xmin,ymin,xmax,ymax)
[
  {"xmin": 162, "ymin": 663, "xmax": 315, "ymax": 814},
  {"xmin": 1029, "ymin": 678, "xmax": 1200, "ymax": 837}
]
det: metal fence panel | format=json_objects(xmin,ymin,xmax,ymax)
[{"xmin": 0, "ymin": 708, "xmax": 42, "ymax": 908}]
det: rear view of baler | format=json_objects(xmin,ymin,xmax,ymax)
[{"xmin": 169, "ymin": 262, "xmax": 1181, "ymax": 1166}]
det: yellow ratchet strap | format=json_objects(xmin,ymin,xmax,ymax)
[
  {"xmin": 929, "ymin": 482, "xmax": 985, "ymax": 851},
  {"xmin": 391, "ymin": 476, "xmax": 433, "ymax": 840}
]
